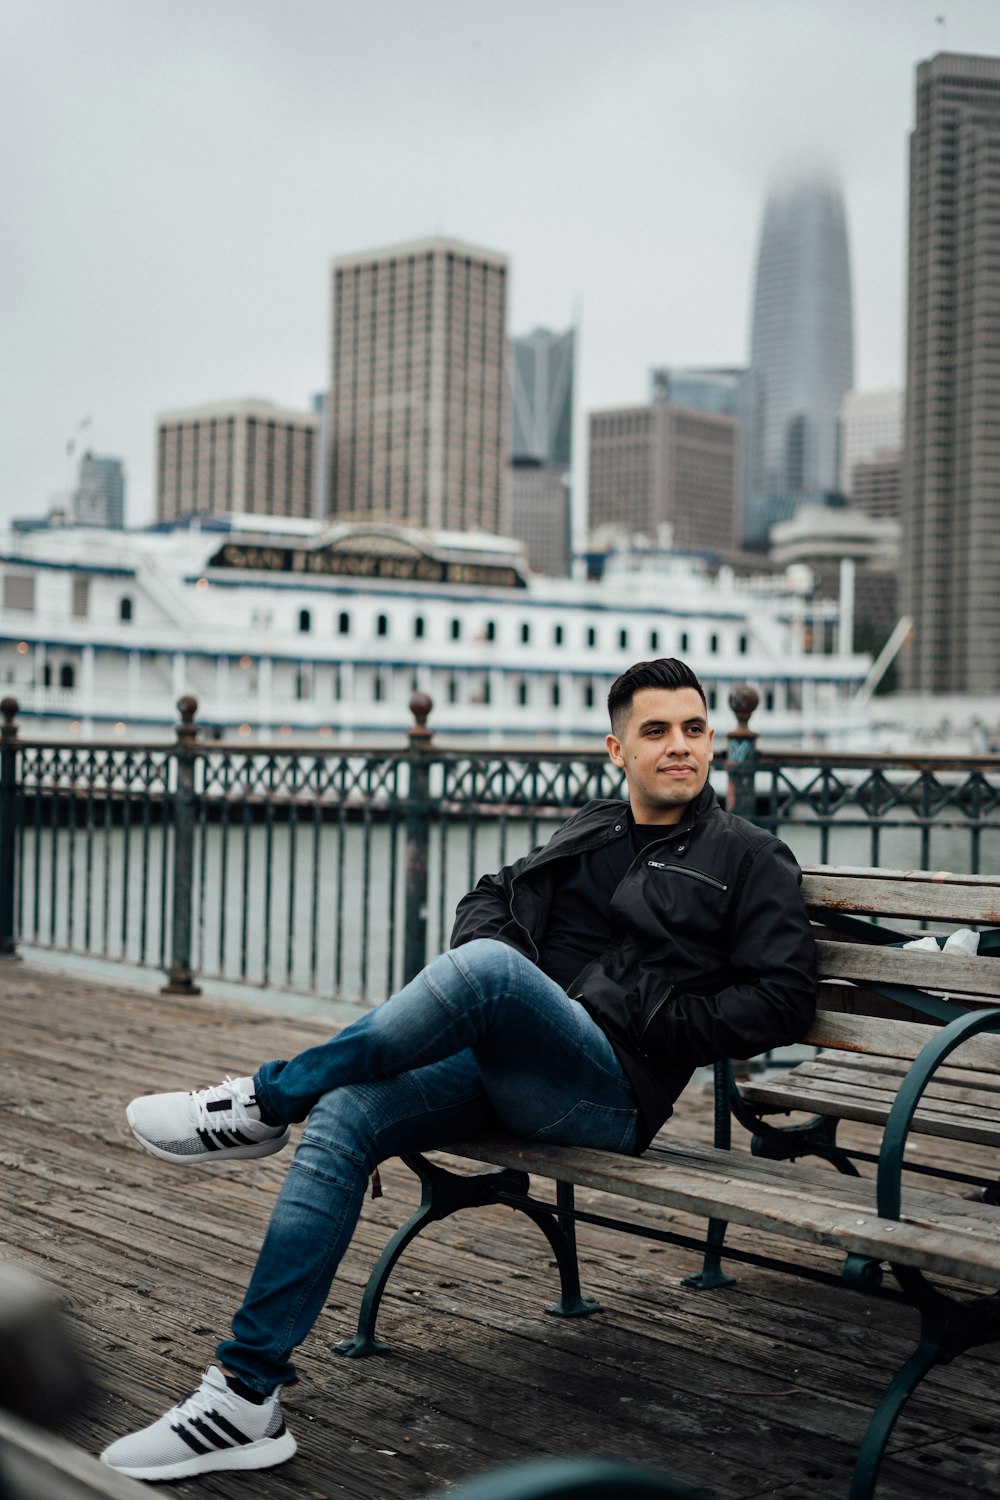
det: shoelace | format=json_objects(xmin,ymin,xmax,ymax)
[
  {"xmin": 190, "ymin": 1077, "xmax": 255, "ymax": 1134},
  {"xmin": 173, "ymin": 1376, "xmax": 241, "ymax": 1425}
]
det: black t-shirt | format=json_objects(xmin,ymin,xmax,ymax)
[{"xmin": 535, "ymin": 815, "xmax": 668, "ymax": 992}]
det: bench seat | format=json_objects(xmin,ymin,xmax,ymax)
[{"xmin": 440, "ymin": 1132, "xmax": 1000, "ymax": 1288}]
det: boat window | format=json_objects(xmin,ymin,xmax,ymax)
[
  {"xmin": 485, "ymin": 620, "xmax": 496, "ymax": 642},
  {"xmin": 414, "ymin": 616, "xmax": 425, "ymax": 639},
  {"xmin": 298, "ymin": 609, "xmax": 311, "ymax": 634},
  {"xmin": 60, "ymin": 663, "xmax": 75, "ymax": 689},
  {"xmin": 679, "ymin": 631, "xmax": 689, "ymax": 652},
  {"xmin": 376, "ymin": 613, "xmax": 389, "ymax": 637},
  {"xmin": 551, "ymin": 681, "xmax": 561, "ymax": 708},
  {"xmin": 583, "ymin": 681, "xmax": 594, "ymax": 708},
  {"xmin": 447, "ymin": 674, "xmax": 458, "ymax": 704},
  {"xmin": 586, "ymin": 626, "xmax": 597, "ymax": 648},
  {"xmin": 553, "ymin": 624, "xmax": 563, "ymax": 646},
  {"xmin": 42, "ymin": 663, "xmax": 52, "ymax": 686},
  {"xmin": 451, "ymin": 618, "xmax": 461, "ymax": 641},
  {"xmin": 709, "ymin": 633, "xmax": 719, "ymax": 654},
  {"xmin": 649, "ymin": 629, "xmax": 659, "ymax": 651},
  {"xmin": 517, "ymin": 678, "xmax": 528, "ymax": 706},
  {"xmin": 338, "ymin": 611, "xmax": 351, "ymax": 635},
  {"xmin": 520, "ymin": 622, "xmax": 531, "ymax": 644},
  {"xmin": 739, "ymin": 634, "xmax": 749, "ymax": 655},
  {"xmin": 618, "ymin": 628, "xmax": 628, "ymax": 650},
  {"xmin": 119, "ymin": 596, "xmax": 133, "ymax": 623}
]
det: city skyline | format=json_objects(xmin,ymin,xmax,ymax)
[{"xmin": 5, "ymin": 1, "xmax": 1000, "ymax": 531}]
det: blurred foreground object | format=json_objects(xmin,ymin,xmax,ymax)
[
  {"xmin": 444, "ymin": 1456, "xmax": 711, "ymax": 1500},
  {"xmin": 0, "ymin": 1262, "xmax": 143, "ymax": 1499}
]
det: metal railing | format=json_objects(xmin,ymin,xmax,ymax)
[{"xmin": 2, "ymin": 686, "xmax": 1000, "ymax": 1006}]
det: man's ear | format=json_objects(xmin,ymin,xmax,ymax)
[{"xmin": 606, "ymin": 732, "xmax": 624, "ymax": 768}]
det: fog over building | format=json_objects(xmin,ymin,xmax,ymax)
[
  {"xmin": 747, "ymin": 176, "xmax": 855, "ymax": 545},
  {"xmin": 902, "ymin": 52, "xmax": 1000, "ymax": 693},
  {"xmin": 327, "ymin": 235, "xmax": 509, "ymax": 536}
]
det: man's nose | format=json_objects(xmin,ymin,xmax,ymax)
[{"xmin": 664, "ymin": 728, "xmax": 690, "ymax": 754}]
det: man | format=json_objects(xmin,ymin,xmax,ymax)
[{"xmin": 101, "ymin": 658, "xmax": 816, "ymax": 1481}]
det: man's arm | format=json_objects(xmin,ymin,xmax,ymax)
[
  {"xmin": 449, "ymin": 844, "xmax": 542, "ymax": 951},
  {"xmin": 642, "ymin": 838, "xmax": 817, "ymax": 1068}
]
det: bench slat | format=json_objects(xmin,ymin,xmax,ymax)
[
  {"xmin": 815, "ymin": 938, "xmax": 1000, "ymax": 1000},
  {"xmin": 741, "ymin": 1069, "xmax": 1000, "ymax": 1147},
  {"xmin": 803, "ymin": 1009, "xmax": 1000, "ymax": 1069},
  {"xmin": 439, "ymin": 1135, "xmax": 1000, "ymax": 1287},
  {"xmin": 802, "ymin": 868, "xmax": 1000, "ymax": 924}
]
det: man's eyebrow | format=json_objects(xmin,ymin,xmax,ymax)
[{"xmin": 637, "ymin": 716, "xmax": 707, "ymax": 732}]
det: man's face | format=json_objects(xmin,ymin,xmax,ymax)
[{"xmin": 605, "ymin": 686, "xmax": 714, "ymax": 825}]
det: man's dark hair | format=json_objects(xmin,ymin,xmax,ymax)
[{"xmin": 607, "ymin": 658, "xmax": 708, "ymax": 736}]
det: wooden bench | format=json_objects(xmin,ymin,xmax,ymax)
[
  {"xmin": 731, "ymin": 866, "xmax": 1000, "ymax": 1193},
  {"xmin": 334, "ymin": 867, "xmax": 1000, "ymax": 1500}
]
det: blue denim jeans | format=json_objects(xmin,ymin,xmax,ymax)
[{"xmin": 216, "ymin": 938, "xmax": 637, "ymax": 1391}]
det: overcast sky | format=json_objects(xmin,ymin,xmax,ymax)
[{"xmin": 5, "ymin": 0, "xmax": 1000, "ymax": 529}]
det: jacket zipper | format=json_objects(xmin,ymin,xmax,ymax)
[
  {"xmin": 638, "ymin": 984, "xmax": 675, "ymax": 1044},
  {"xmin": 646, "ymin": 862, "xmax": 728, "ymax": 892}
]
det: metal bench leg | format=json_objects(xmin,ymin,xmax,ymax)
[
  {"xmin": 333, "ymin": 1155, "xmax": 598, "ymax": 1357},
  {"xmin": 527, "ymin": 1181, "xmax": 600, "ymax": 1318},
  {"xmin": 683, "ymin": 1061, "xmax": 737, "ymax": 1289},
  {"xmin": 849, "ymin": 1337, "xmax": 940, "ymax": 1500}
]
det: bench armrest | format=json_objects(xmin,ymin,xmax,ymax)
[{"xmin": 877, "ymin": 1005, "xmax": 1000, "ymax": 1220}]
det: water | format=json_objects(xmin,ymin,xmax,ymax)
[{"xmin": 14, "ymin": 806, "xmax": 1000, "ymax": 1011}]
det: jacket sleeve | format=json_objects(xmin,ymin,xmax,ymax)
[
  {"xmin": 449, "ymin": 844, "xmax": 542, "ymax": 951},
  {"xmin": 644, "ymin": 838, "xmax": 817, "ymax": 1067}
]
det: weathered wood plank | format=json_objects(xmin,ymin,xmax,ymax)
[
  {"xmin": 803, "ymin": 1008, "xmax": 1000, "ymax": 1067},
  {"xmin": 815, "ymin": 937, "xmax": 1000, "ymax": 999},
  {"xmin": 802, "ymin": 866, "xmax": 1000, "ymax": 922}
]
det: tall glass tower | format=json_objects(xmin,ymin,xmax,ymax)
[{"xmin": 747, "ymin": 177, "xmax": 854, "ymax": 545}]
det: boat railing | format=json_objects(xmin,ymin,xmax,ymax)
[{"xmin": 2, "ymin": 687, "xmax": 1000, "ymax": 1006}]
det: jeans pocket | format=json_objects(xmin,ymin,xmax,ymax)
[{"xmin": 528, "ymin": 1098, "xmax": 637, "ymax": 1154}]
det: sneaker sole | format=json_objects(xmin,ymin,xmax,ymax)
[
  {"xmin": 102, "ymin": 1428, "xmax": 297, "ymax": 1479},
  {"xmin": 126, "ymin": 1110, "xmax": 290, "ymax": 1166}
]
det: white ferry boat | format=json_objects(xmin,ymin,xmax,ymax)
[{"xmin": 0, "ymin": 516, "xmax": 872, "ymax": 745}]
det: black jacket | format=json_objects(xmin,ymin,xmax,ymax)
[{"xmin": 450, "ymin": 784, "xmax": 817, "ymax": 1151}]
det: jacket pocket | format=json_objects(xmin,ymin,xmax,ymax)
[{"xmin": 646, "ymin": 862, "xmax": 728, "ymax": 892}]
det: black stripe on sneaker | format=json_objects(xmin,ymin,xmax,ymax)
[
  {"xmin": 205, "ymin": 1411, "xmax": 254, "ymax": 1445},
  {"xmin": 196, "ymin": 1130, "xmax": 222, "ymax": 1152},
  {"xmin": 220, "ymin": 1128, "xmax": 255, "ymax": 1147},
  {"xmin": 172, "ymin": 1422, "xmax": 212, "ymax": 1455}
]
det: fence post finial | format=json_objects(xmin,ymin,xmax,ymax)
[{"xmin": 725, "ymin": 683, "xmax": 759, "ymax": 819}]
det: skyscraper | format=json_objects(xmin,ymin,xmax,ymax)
[
  {"xmin": 155, "ymin": 399, "xmax": 318, "ymax": 524},
  {"xmin": 73, "ymin": 452, "xmax": 125, "ymax": 529},
  {"xmin": 902, "ymin": 53, "xmax": 1000, "ymax": 693},
  {"xmin": 508, "ymin": 325, "xmax": 575, "ymax": 574},
  {"xmin": 747, "ymin": 177, "xmax": 855, "ymax": 545},
  {"xmin": 588, "ymin": 401, "xmax": 740, "ymax": 555},
  {"xmin": 511, "ymin": 326, "xmax": 574, "ymax": 469},
  {"xmin": 327, "ymin": 235, "xmax": 509, "ymax": 535}
]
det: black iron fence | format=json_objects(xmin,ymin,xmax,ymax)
[{"xmin": 2, "ymin": 686, "xmax": 1000, "ymax": 1006}]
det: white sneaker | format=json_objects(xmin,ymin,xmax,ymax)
[
  {"xmin": 100, "ymin": 1365, "xmax": 296, "ymax": 1479},
  {"xmin": 126, "ymin": 1076, "xmax": 290, "ymax": 1165}
]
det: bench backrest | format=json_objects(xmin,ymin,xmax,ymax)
[{"xmin": 799, "ymin": 866, "xmax": 1000, "ymax": 1067}]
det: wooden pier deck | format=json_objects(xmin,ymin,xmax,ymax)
[{"xmin": 3, "ymin": 959, "xmax": 1000, "ymax": 1500}]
